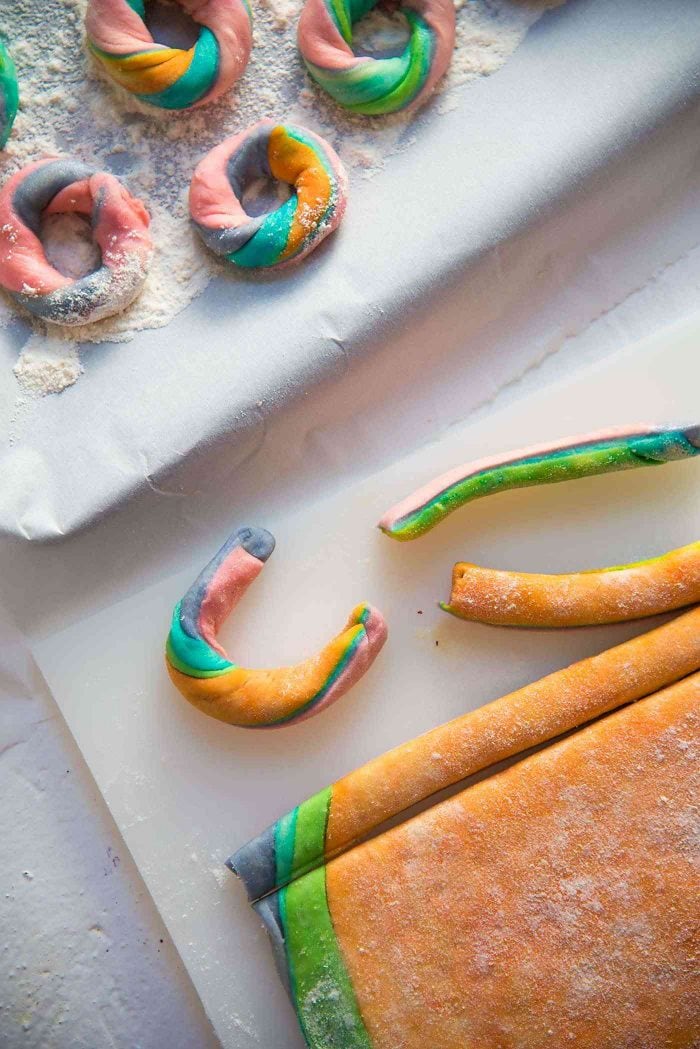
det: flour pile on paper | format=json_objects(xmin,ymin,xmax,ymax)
[{"xmin": 1, "ymin": 0, "xmax": 556, "ymax": 394}]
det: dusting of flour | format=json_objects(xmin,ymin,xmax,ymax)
[{"xmin": 1, "ymin": 0, "xmax": 559, "ymax": 396}]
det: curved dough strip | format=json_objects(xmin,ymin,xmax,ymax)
[
  {"xmin": 378, "ymin": 423, "xmax": 700, "ymax": 541},
  {"xmin": 443, "ymin": 539, "xmax": 700, "ymax": 627},
  {"xmin": 166, "ymin": 526, "xmax": 387, "ymax": 728}
]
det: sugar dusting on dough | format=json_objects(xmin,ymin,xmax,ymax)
[{"xmin": 1, "ymin": 0, "xmax": 559, "ymax": 395}]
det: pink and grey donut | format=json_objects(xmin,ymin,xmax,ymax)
[
  {"xmin": 0, "ymin": 158, "xmax": 153, "ymax": 326},
  {"xmin": 85, "ymin": 0, "xmax": 253, "ymax": 111},
  {"xmin": 297, "ymin": 0, "xmax": 456, "ymax": 115},
  {"xmin": 189, "ymin": 119, "xmax": 348, "ymax": 269}
]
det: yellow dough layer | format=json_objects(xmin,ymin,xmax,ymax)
[{"xmin": 444, "ymin": 539, "xmax": 700, "ymax": 627}]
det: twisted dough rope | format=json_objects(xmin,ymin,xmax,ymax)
[
  {"xmin": 443, "ymin": 540, "xmax": 700, "ymax": 627},
  {"xmin": 85, "ymin": 0, "xmax": 253, "ymax": 110},
  {"xmin": 297, "ymin": 0, "xmax": 455, "ymax": 115},
  {"xmin": 379, "ymin": 423, "xmax": 700, "ymax": 541},
  {"xmin": 0, "ymin": 157, "xmax": 153, "ymax": 326},
  {"xmin": 166, "ymin": 526, "xmax": 388, "ymax": 728},
  {"xmin": 0, "ymin": 38, "xmax": 19, "ymax": 149},
  {"xmin": 190, "ymin": 120, "xmax": 348, "ymax": 269}
]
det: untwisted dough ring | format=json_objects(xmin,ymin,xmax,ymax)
[
  {"xmin": 0, "ymin": 157, "xmax": 153, "ymax": 326},
  {"xmin": 0, "ymin": 39, "xmax": 19, "ymax": 149},
  {"xmin": 189, "ymin": 120, "xmax": 348, "ymax": 269},
  {"xmin": 297, "ymin": 0, "xmax": 456, "ymax": 115},
  {"xmin": 166, "ymin": 526, "xmax": 388, "ymax": 728},
  {"xmin": 442, "ymin": 540, "xmax": 700, "ymax": 628},
  {"xmin": 85, "ymin": 0, "xmax": 253, "ymax": 111}
]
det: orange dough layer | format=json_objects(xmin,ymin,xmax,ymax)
[
  {"xmin": 444, "ymin": 540, "xmax": 700, "ymax": 627},
  {"xmin": 325, "ymin": 606, "xmax": 700, "ymax": 855},
  {"xmin": 326, "ymin": 673, "xmax": 700, "ymax": 1048}
]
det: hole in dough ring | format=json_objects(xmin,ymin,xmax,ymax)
[
  {"xmin": 442, "ymin": 540, "xmax": 700, "ymax": 628},
  {"xmin": 0, "ymin": 157, "xmax": 153, "ymax": 326},
  {"xmin": 379, "ymin": 423, "xmax": 700, "ymax": 541},
  {"xmin": 189, "ymin": 119, "xmax": 348, "ymax": 270},
  {"xmin": 297, "ymin": 0, "xmax": 456, "ymax": 115},
  {"xmin": 166, "ymin": 525, "xmax": 388, "ymax": 728},
  {"xmin": 0, "ymin": 39, "xmax": 19, "ymax": 149},
  {"xmin": 85, "ymin": 0, "xmax": 253, "ymax": 110}
]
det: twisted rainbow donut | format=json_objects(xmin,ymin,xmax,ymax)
[
  {"xmin": 85, "ymin": 0, "xmax": 253, "ymax": 111},
  {"xmin": 379, "ymin": 423, "xmax": 700, "ymax": 541},
  {"xmin": 190, "ymin": 120, "xmax": 348, "ymax": 269},
  {"xmin": 166, "ymin": 526, "xmax": 388, "ymax": 728},
  {"xmin": 297, "ymin": 0, "xmax": 456, "ymax": 115},
  {"xmin": 442, "ymin": 540, "xmax": 700, "ymax": 628},
  {"xmin": 0, "ymin": 158, "xmax": 153, "ymax": 326},
  {"xmin": 0, "ymin": 39, "xmax": 19, "ymax": 149}
]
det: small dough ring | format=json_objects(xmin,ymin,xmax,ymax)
[
  {"xmin": 166, "ymin": 526, "xmax": 388, "ymax": 728},
  {"xmin": 190, "ymin": 120, "xmax": 348, "ymax": 269},
  {"xmin": 85, "ymin": 0, "xmax": 253, "ymax": 111},
  {"xmin": 297, "ymin": 0, "xmax": 456, "ymax": 115},
  {"xmin": 0, "ymin": 39, "xmax": 19, "ymax": 149},
  {"xmin": 0, "ymin": 158, "xmax": 153, "ymax": 326},
  {"xmin": 442, "ymin": 540, "xmax": 700, "ymax": 628}
]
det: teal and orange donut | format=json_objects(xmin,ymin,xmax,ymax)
[
  {"xmin": 85, "ymin": 0, "xmax": 253, "ymax": 111},
  {"xmin": 0, "ymin": 38, "xmax": 19, "ymax": 148},
  {"xmin": 297, "ymin": 0, "xmax": 456, "ymax": 115},
  {"xmin": 189, "ymin": 120, "xmax": 348, "ymax": 269},
  {"xmin": 166, "ymin": 526, "xmax": 388, "ymax": 728}
]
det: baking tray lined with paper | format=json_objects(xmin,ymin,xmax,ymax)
[
  {"xmin": 2, "ymin": 0, "xmax": 700, "ymax": 539},
  {"xmin": 31, "ymin": 315, "xmax": 700, "ymax": 1047}
]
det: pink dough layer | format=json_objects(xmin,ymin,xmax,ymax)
[
  {"xmin": 298, "ymin": 0, "xmax": 355, "ymax": 71},
  {"xmin": 378, "ymin": 424, "xmax": 659, "ymax": 532},
  {"xmin": 285, "ymin": 605, "xmax": 388, "ymax": 726},
  {"xmin": 0, "ymin": 158, "xmax": 152, "ymax": 296},
  {"xmin": 86, "ymin": 0, "xmax": 252, "ymax": 106},
  {"xmin": 197, "ymin": 546, "xmax": 265, "ymax": 658},
  {"xmin": 189, "ymin": 126, "xmax": 258, "ymax": 230}
]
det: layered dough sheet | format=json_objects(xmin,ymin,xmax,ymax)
[
  {"xmin": 249, "ymin": 672, "xmax": 700, "ymax": 1049},
  {"xmin": 232, "ymin": 612, "xmax": 700, "ymax": 1047}
]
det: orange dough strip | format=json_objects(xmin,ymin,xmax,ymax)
[
  {"xmin": 324, "ymin": 606, "xmax": 700, "ymax": 855},
  {"xmin": 442, "ymin": 539, "xmax": 700, "ymax": 628}
]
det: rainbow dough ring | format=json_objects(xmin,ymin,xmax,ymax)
[
  {"xmin": 189, "ymin": 120, "xmax": 348, "ymax": 269},
  {"xmin": 379, "ymin": 423, "xmax": 700, "ymax": 541},
  {"xmin": 229, "ymin": 617, "xmax": 700, "ymax": 1048},
  {"xmin": 442, "ymin": 539, "xmax": 700, "ymax": 628},
  {"xmin": 297, "ymin": 0, "xmax": 456, "ymax": 115},
  {"xmin": 166, "ymin": 526, "xmax": 388, "ymax": 728},
  {"xmin": 85, "ymin": 0, "xmax": 252, "ymax": 111},
  {"xmin": 231, "ymin": 604, "xmax": 700, "ymax": 897},
  {"xmin": 0, "ymin": 158, "xmax": 153, "ymax": 326},
  {"xmin": 0, "ymin": 39, "xmax": 19, "ymax": 149}
]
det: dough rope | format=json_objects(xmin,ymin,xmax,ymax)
[
  {"xmin": 230, "ymin": 605, "xmax": 700, "ymax": 898},
  {"xmin": 0, "ymin": 157, "xmax": 153, "ymax": 326},
  {"xmin": 85, "ymin": 0, "xmax": 253, "ymax": 110},
  {"xmin": 0, "ymin": 38, "xmax": 19, "ymax": 149},
  {"xmin": 297, "ymin": 0, "xmax": 455, "ymax": 115},
  {"xmin": 166, "ymin": 525, "xmax": 387, "ymax": 728},
  {"xmin": 443, "ymin": 539, "xmax": 700, "ymax": 627},
  {"xmin": 379, "ymin": 423, "xmax": 700, "ymax": 541},
  {"xmin": 189, "ymin": 120, "xmax": 348, "ymax": 269}
]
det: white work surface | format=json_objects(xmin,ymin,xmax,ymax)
[
  {"xmin": 15, "ymin": 311, "xmax": 700, "ymax": 1049},
  {"xmin": 3, "ymin": 7, "xmax": 700, "ymax": 1043}
]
